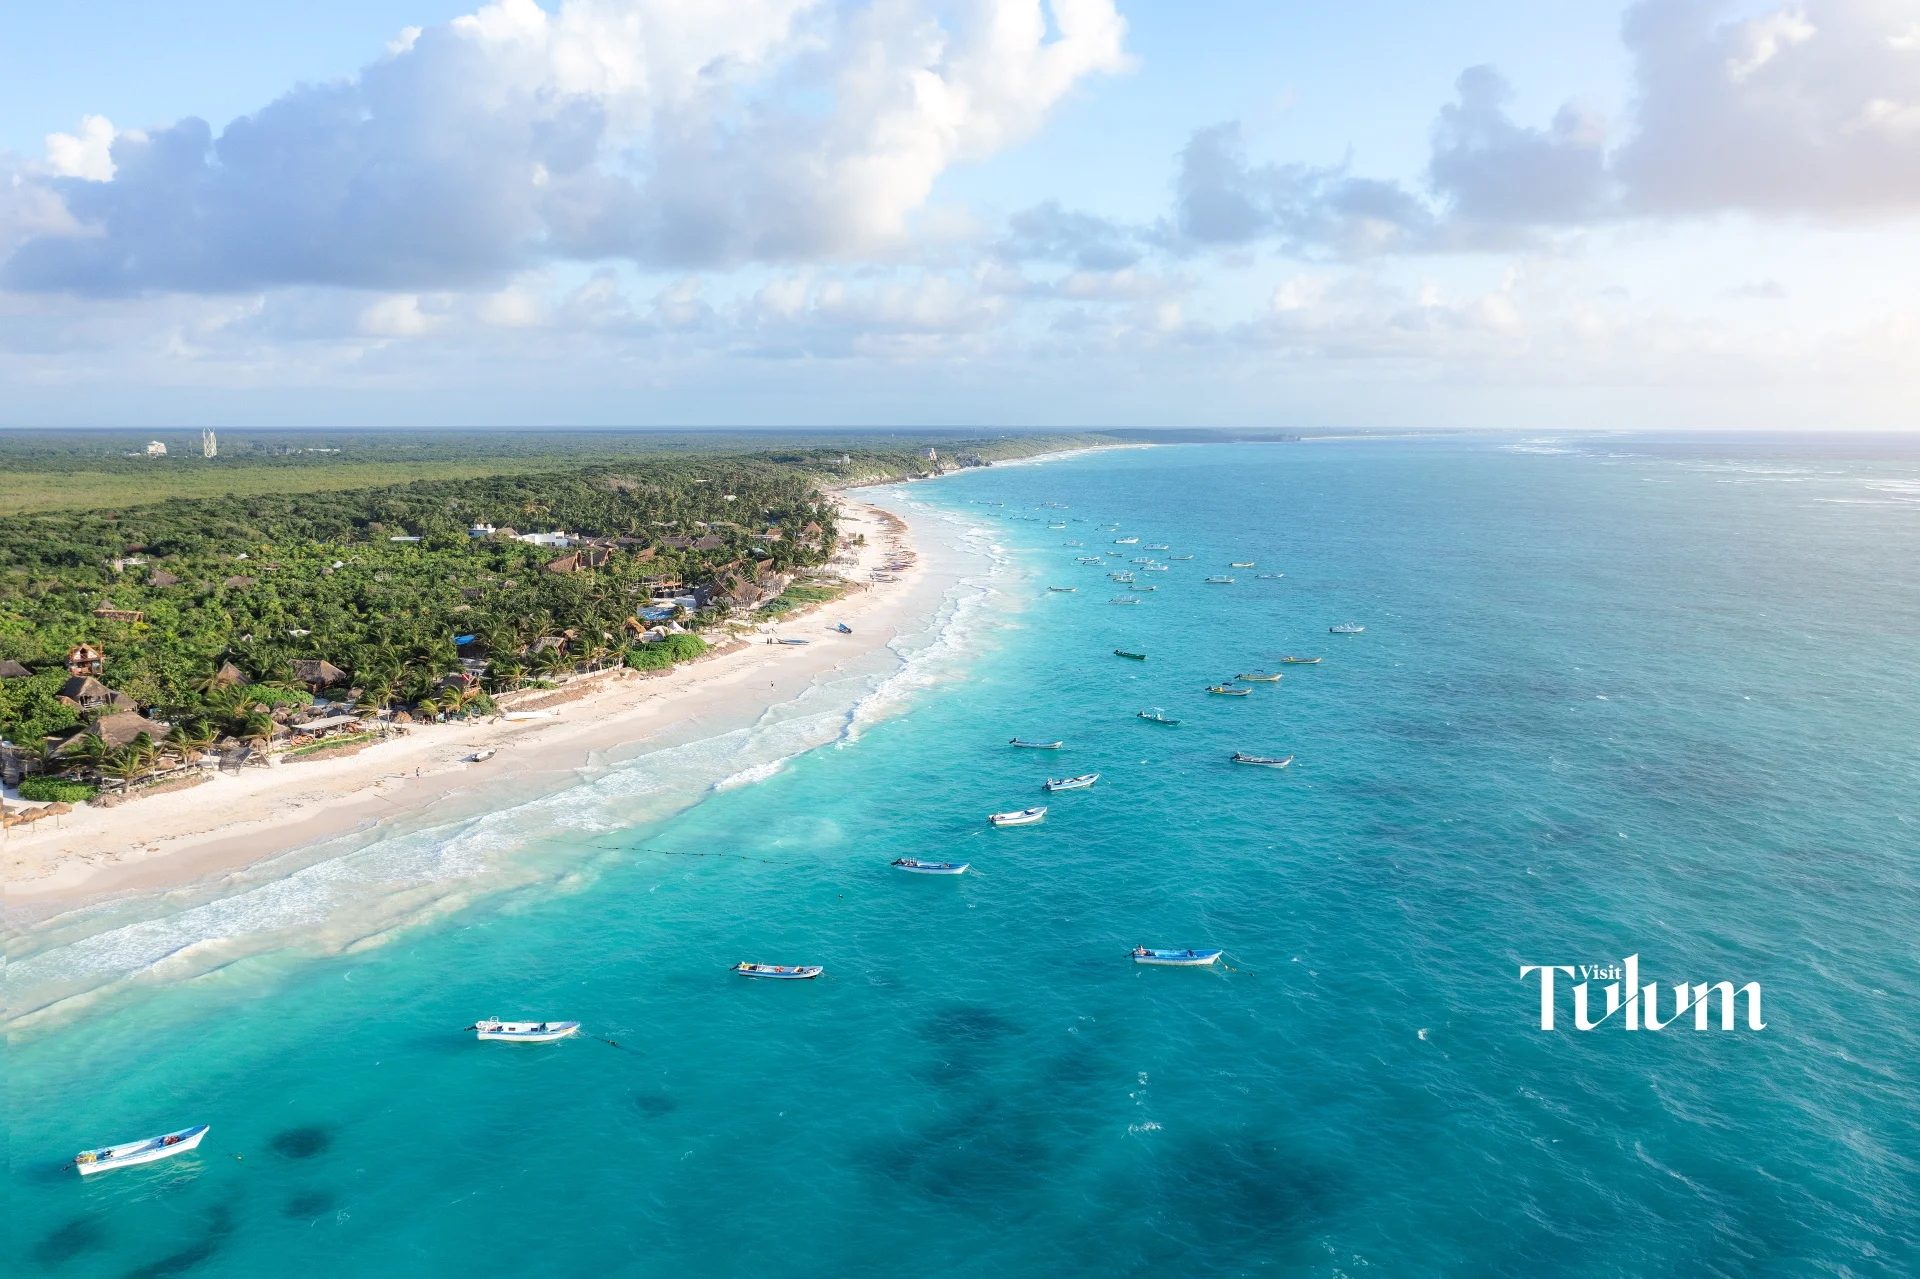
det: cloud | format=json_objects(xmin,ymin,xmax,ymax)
[
  {"xmin": 1427, "ymin": 66, "xmax": 1608, "ymax": 225},
  {"xmin": 45, "ymin": 115, "xmax": 121, "ymax": 182},
  {"xmin": 996, "ymin": 200, "xmax": 1142, "ymax": 269},
  {"xmin": 1169, "ymin": 122, "xmax": 1435, "ymax": 254},
  {"xmin": 3, "ymin": 0, "xmax": 1130, "ymax": 295},
  {"xmin": 1614, "ymin": 0, "xmax": 1920, "ymax": 214}
]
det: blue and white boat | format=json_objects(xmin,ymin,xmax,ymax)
[
  {"xmin": 1131, "ymin": 947, "xmax": 1222, "ymax": 966},
  {"xmin": 1010, "ymin": 738, "xmax": 1064, "ymax": 749},
  {"xmin": 474, "ymin": 1018, "xmax": 579, "ymax": 1042},
  {"xmin": 1330, "ymin": 623, "xmax": 1365, "ymax": 634},
  {"xmin": 733, "ymin": 963, "xmax": 824, "ymax": 979},
  {"xmin": 893, "ymin": 858, "xmax": 969, "ymax": 875},
  {"xmin": 835, "ymin": 622, "xmax": 853, "ymax": 633},
  {"xmin": 1049, "ymin": 586, "xmax": 1077, "ymax": 592},
  {"xmin": 989, "ymin": 806, "xmax": 1047, "ymax": 826},
  {"xmin": 1230, "ymin": 752, "xmax": 1294, "ymax": 767},
  {"xmin": 1044, "ymin": 773, "xmax": 1099, "ymax": 791},
  {"xmin": 74, "ymin": 1124, "xmax": 209, "ymax": 1176},
  {"xmin": 774, "ymin": 637, "xmax": 810, "ymax": 646}
]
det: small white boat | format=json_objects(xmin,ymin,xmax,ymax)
[
  {"xmin": 1137, "ymin": 709, "xmax": 1181, "ymax": 725},
  {"xmin": 1231, "ymin": 753, "xmax": 1294, "ymax": 767},
  {"xmin": 1330, "ymin": 624, "xmax": 1365, "ymax": 634},
  {"xmin": 503, "ymin": 710, "xmax": 557, "ymax": 722},
  {"xmin": 989, "ymin": 807, "xmax": 1047, "ymax": 826},
  {"xmin": 474, "ymin": 1018, "xmax": 580, "ymax": 1042},
  {"xmin": 1114, "ymin": 537, "xmax": 1139, "ymax": 544},
  {"xmin": 1143, "ymin": 564, "xmax": 1168, "ymax": 571},
  {"xmin": 1170, "ymin": 555, "xmax": 1195, "ymax": 561},
  {"xmin": 893, "ymin": 858, "xmax": 969, "ymax": 874},
  {"xmin": 1044, "ymin": 773, "xmax": 1099, "ymax": 791},
  {"xmin": 1049, "ymin": 586, "xmax": 1077, "ymax": 592},
  {"xmin": 1281, "ymin": 656, "xmax": 1321, "ymax": 665},
  {"xmin": 1131, "ymin": 947, "xmax": 1222, "ymax": 967},
  {"xmin": 1257, "ymin": 573, "xmax": 1284, "ymax": 579},
  {"xmin": 1231, "ymin": 561, "xmax": 1255, "ymax": 568},
  {"xmin": 733, "ymin": 963, "xmax": 824, "ymax": 979},
  {"xmin": 1206, "ymin": 684, "xmax": 1251, "ymax": 696},
  {"xmin": 75, "ymin": 1125, "xmax": 209, "ymax": 1176},
  {"xmin": 1205, "ymin": 576, "xmax": 1234, "ymax": 584},
  {"xmin": 1146, "ymin": 544, "xmax": 1171, "ymax": 550},
  {"xmin": 1131, "ymin": 557, "xmax": 1153, "ymax": 564},
  {"xmin": 1109, "ymin": 597, "xmax": 1141, "ymax": 605},
  {"xmin": 1235, "ymin": 672, "xmax": 1281, "ymax": 682},
  {"xmin": 1010, "ymin": 738, "xmax": 1064, "ymax": 749},
  {"xmin": 1077, "ymin": 556, "xmax": 1104, "ymax": 564},
  {"xmin": 465, "ymin": 748, "xmax": 497, "ymax": 763}
]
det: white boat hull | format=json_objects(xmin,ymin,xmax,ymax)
[
  {"xmin": 77, "ymin": 1125, "xmax": 208, "ymax": 1175},
  {"xmin": 1132, "ymin": 951, "xmax": 1222, "ymax": 967},
  {"xmin": 1044, "ymin": 774, "xmax": 1099, "ymax": 791},
  {"xmin": 475, "ymin": 1020, "xmax": 579, "ymax": 1042},
  {"xmin": 894, "ymin": 861, "xmax": 969, "ymax": 874},
  {"xmin": 734, "ymin": 965, "xmax": 824, "ymax": 979},
  {"xmin": 990, "ymin": 808, "xmax": 1047, "ymax": 826}
]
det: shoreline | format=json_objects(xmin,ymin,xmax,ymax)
[{"xmin": 2, "ymin": 499, "xmax": 938, "ymax": 923}]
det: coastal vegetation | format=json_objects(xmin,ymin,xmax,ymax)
[{"xmin": 0, "ymin": 433, "xmax": 1089, "ymax": 792}]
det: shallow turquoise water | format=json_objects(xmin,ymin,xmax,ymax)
[{"xmin": 10, "ymin": 438, "xmax": 1920, "ymax": 1276}]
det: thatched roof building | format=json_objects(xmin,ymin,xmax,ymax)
[{"xmin": 292, "ymin": 659, "xmax": 348, "ymax": 687}]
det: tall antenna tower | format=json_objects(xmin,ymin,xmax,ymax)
[{"xmin": 201, "ymin": 428, "xmax": 217, "ymax": 458}]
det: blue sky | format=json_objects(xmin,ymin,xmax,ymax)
[{"xmin": 3, "ymin": 0, "xmax": 1916, "ymax": 429}]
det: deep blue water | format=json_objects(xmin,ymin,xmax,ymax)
[{"xmin": 9, "ymin": 437, "xmax": 1920, "ymax": 1277}]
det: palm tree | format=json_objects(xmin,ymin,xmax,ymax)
[{"xmin": 100, "ymin": 746, "xmax": 149, "ymax": 791}]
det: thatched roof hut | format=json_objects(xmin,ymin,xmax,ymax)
[{"xmin": 292, "ymin": 659, "xmax": 348, "ymax": 687}]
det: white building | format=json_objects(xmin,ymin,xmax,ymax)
[
  {"xmin": 515, "ymin": 530, "xmax": 572, "ymax": 548},
  {"xmin": 145, "ymin": 440, "xmax": 167, "ymax": 456},
  {"xmin": 468, "ymin": 524, "xmax": 496, "ymax": 539}
]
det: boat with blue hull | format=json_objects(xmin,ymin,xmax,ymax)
[
  {"xmin": 1131, "ymin": 947, "xmax": 1223, "ymax": 967},
  {"xmin": 892, "ymin": 859, "xmax": 969, "ymax": 875},
  {"xmin": 733, "ymin": 963, "xmax": 824, "ymax": 979}
]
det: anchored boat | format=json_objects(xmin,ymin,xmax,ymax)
[
  {"xmin": 733, "ymin": 963, "xmax": 824, "ymax": 979},
  {"xmin": 1257, "ymin": 573, "xmax": 1284, "ymax": 579},
  {"xmin": 1049, "ymin": 586, "xmax": 1077, "ymax": 592},
  {"xmin": 1329, "ymin": 623, "xmax": 1365, "ymax": 634},
  {"xmin": 74, "ymin": 1125, "xmax": 209, "ymax": 1176},
  {"xmin": 1231, "ymin": 561, "xmax": 1255, "ymax": 568},
  {"xmin": 1281, "ymin": 656, "xmax": 1322, "ymax": 665},
  {"xmin": 1146, "ymin": 544, "xmax": 1171, "ymax": 550},
  {"xmin": 893, "ymin": 858, "xmax": 969, "ymax": 875},
  {"xmin": 1044, "ymin": 773, "xmax": 1099, "ymax": 791},
  {"xmin": 1131, "ymin": 947, "xmax": 1222, "ymax": 967},
  {"xmin": 1114, "ymin": 536, "xmax": 1139, "ymax": 544},
  {"xmin": 1235, "ymin": 672, "xmax": 1281, "ymax": 682},
  {"xmin": 1109, "ymin": 596, "xmax": 1141, "ymax": 605},
  {"xmin": 1137, "ymin": 708, "xmax": 1181, "ymax": 725},
  {"xmin": 474, "ymin": 1019, "xmax": 580, "ymax": 1042},
  {"xmin": 989, "ymin": 807, "xmax": 1047, "ymax": 826},
  {"xmin": 1206, "ymin": 684, "xmax": 1251, "ymax": 696},
  {"xmin": 1205, "ymin": 576, "xmax": 1235, "ymax": 584},
  {"xmin": 1170, "ymin": 554, "xmax": 1195, "ymax": 560},
  {"xmin": 1114, "ymin": 649, "xmax": 1147, "ymax": 660},
  {"xmin": 1231, "ymin": 752, "xmax": 1294, "ymax": 767},
  {"xmin": 1010, "ymin": 738, "xmax": 1063, "ymax": 749}
]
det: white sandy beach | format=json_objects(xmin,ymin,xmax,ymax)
[{"xmin": 2, "ymin": 499, "xmax": 937, "ymax": 918}]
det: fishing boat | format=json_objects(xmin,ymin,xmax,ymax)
[
  {"xmin": 1131, "ymin": 557, "xmax": 1153, "ymax": 564},
  {"xmin": 1044, "ymin": 773, "xmax": 1099, "ymax": 791},
  {"xmin": 1231, "ymin": 752, "xmax": 1294, "ymax": 767},
  {"xmin": 1049, "ymin": 586, "xmax": 1077, "ymax": 592},
  {"xmin": 1109, "ymin": 597, "xmax": 1141, "ymax": 605},
  {"xmin": 1231, "ymin": 561, "xmax": 1255, "ymax": 568},
  {"xmin": 74, "ymin": 1125, "xmax": 209, "ymax": 1176},
  {"xmin": 1137, "ymin": 709, "xmax": 1181, "ymax": 725},
  {"xmin": 1131, "ymin": 947, "xmax": 1222, "ymax": 966},
  {"xmin": 1146, "ymin": 544, "xmax": 1171, "ymax": 550},
  {"xmin": 835, "ymin": 622, "xmax": 853, "ymax": 633},
  {"xmin": 1170, "ymin": 554, "xmax": 1195, "ymax": 561},
  {"xmin": 1078, "ymin": 556, "xmax": 1104, "ymax": 564},
  {"xmin": 1144, "ymin": 564, "xmax": 1169, "ymax": 571},
  {"xmin": 989, "ymin": 807, "xmax": 1047, "ymax": 826},
  {"xmin": 1010, "ymin": 739, "xmax": 1064, "ymax": 749},
  {"xmin": 1114, "ymin": 536, "xmax": 1139, "ymax": 544},
  {"xmin": 1329, "ymin": 623, "xmax": 1365, "ymax": 634},
  {"xmin": 773, "ymin": 637, "xmax": 810, "ymax": 646},
  {"xmin": 1281, "ymin": 656, "xmax": 1321, "ymax": 664},
  {"xmin": 1235, "ymin": 672, "xmax": 1281, "ymax": 682},
  {"xmin": 1257, "ymin": 573, "xmax": 1284, "ymax": 579},
  {"xmin": 1205, "ymin": 576, "xmax": 1235, "ymax": 584},
  {"xmin": 1109, "ymin": 572, "xmax": 1134, "ymax": 582},
  {"xmin": 1064, "ymin": 540, "xmax": 1083, "ymax": 546},
  {"xmin": 465, "ymin": 748, "xmax": 497, "ymax": 763},
  {"xmin": 1206, "ymin": 684, "xmax": 1251, "ymax": 696},
  {"xmin": 892, "ymin": 858, "xmax": 969, "ymax": 875},
  {"xmin": 733, "ymin": 963, "xmax": 824, "ymax": 979},
  {"xmin": 1114, "ymin": 649, "xmax": 1147, "ymax": 660},
  {"xmin": 474, "ymin": 1019, "xmax": 580, "ymax": 1042}
]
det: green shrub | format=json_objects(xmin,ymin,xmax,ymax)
[
  {"xmin": 18, "ymin": 776, "xmax": 97, "ymax": 803},
  {"xmin": 624, "ymin": 633, "xmax": 706, "ymax": 671}
]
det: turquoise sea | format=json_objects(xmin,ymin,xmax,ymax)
[{"xmin": 8, "ymin": 437, "xmax": 1920, "ymax": 1276}]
